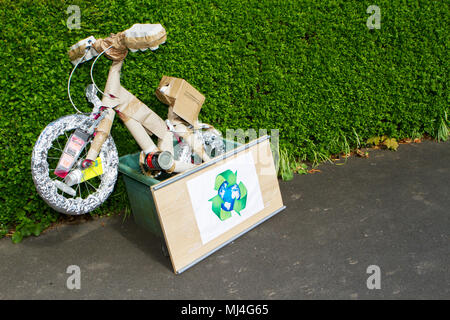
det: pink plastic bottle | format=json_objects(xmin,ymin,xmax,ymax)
[{"xmin": 54, "ymin": 129, "xmax": 90, "ymax": 178}]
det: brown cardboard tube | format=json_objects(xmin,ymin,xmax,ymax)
[
  {"xmin": 97, "ymin": 117, "xmax": 113, "ymax": 133},
  {"xmin": 85, "ymin": 108, "xmax": 115, "ymax": 161},
  {"xmin": 121, "ymin": 97, "xmax": 142, "ymax": 115},
  {"xmin": 86, "ymin": 131, "xmax": 108, "ymax": 161},
  {"xmin": 122, "ymin": 117, "xmax": 157, "ymax": 154},
  {"xmin": 121, "ymin": 97, "xmax": 168, "ymax": 139},
  {"xmin": 157, "ymin": 131, "xmax": 174, "ymax": 154},
  {"xmin": 118, "ymin": 111, "xmax": 130, "ymax": 122},
  {"xmin": 173, "ymin": 160, "xmax": 196, "ymax": 172},
  {"xmin": 102, "ymin": 60, "xmax": 124, "ymax": 98}
]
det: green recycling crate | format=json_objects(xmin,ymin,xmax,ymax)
[
  {"xmin": 118, "ymin": 140, "xmax": 241, "ymax": 238},
  {"xmin": 118, "ymin": 152, "xmax": 165, "ymax": 238}
]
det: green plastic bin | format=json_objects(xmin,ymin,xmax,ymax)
[
  {"xmin": 118, "ymin": 140, "xmax": 241, "ymax": 238},
  {"xmin": 118, "ymin": 152, "xmax": 165, "ymax": 238}
]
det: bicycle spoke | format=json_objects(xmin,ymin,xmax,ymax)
[
  {"xmin": 50, "ymin": 146, "xmax": 64, "ymax": 153},
  {"xmin": 75, "ymin": 183, "xmax": 81, "ymax": 199},
  {"xmin": 90, "ymin": 165, "xmax": 100, "ymax": 177},
  {"xmin": 82, "ymin": 144, "xmax": 88, "ymax": 157},
  {"xmin": 55, "ymin": 136, "xmax": 63, "ymax": 152},
  {"xmin": 85, "ymin": 179, "xmax": 98, "ymax": 192},
  {"xmin": 84, "ymin": 181, "xmax": 91, "ymax": 195}
]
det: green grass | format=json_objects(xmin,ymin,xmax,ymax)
[
  {"xmin": 436, "ymin": 111, "xmax": 449, "ymax": 142},
  {"xmin": 0, "ymin": 0, "xmax": 448, "ymax": 237}
]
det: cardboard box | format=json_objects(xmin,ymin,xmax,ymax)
[{"xmin": 155, "ymin": 76, "xmax": 205, "ymax": 127}]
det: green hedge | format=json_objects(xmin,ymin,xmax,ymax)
[{"xmin": 0, "ymin": 0, "xmax": 448, "ymax": 237}]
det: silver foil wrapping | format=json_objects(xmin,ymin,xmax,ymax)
[
  {"xmin": 31, "ymin": 114, "xmax": 118, "ymax": 215},
  {"xmin": 173, "ymin": 141, "xmax": 192, "ymax": 163},
  {"xmin": 200, "ymin": 130, "xmax": 225, "ymax": 158}
]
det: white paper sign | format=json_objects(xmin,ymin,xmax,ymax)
[{"xmin": 187, "ymin": 152, "xmax": 264, "ymax": 244}]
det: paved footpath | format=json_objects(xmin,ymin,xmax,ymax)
[{"xmin": 1, "ymin": 140, "xmax": 449, "ymax": 299}]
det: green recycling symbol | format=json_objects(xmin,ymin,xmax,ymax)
[{"xmin": 209, "ymin": 170, "xmax": 247, "ymax": 221}]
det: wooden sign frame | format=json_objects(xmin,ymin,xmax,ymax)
[{"xmin": 151, "ymin": 135, "xmax": 285, "ymax": 273}]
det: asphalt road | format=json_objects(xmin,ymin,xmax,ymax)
[{"xmin": 1, "ymin": 140, "xmax": 448, "ymax": 299}]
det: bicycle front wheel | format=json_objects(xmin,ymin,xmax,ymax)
[{"xmin": 31, "ymin": 114, "xmax": 118, "ymax": 215}]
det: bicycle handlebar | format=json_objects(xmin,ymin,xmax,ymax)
[{"xmin": 68, "ymin": 23, "xmax": 166, "ymax": 65}]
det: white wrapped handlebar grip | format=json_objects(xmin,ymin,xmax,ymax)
[
  {"xmin": 124, "ymin": 24, "xmax": 167, "ymax": 52},
  {"xmin": 68, "ymin": 36, "xmax": 99, "ymax": 65}
]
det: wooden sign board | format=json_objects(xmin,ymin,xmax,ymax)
[{"xmin": 151, "ymin": 136, "xmax": 285, "ymax": 273}]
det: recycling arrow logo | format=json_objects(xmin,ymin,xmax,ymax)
[{"xmin": 209, "ymin": 170, "xmax": 247, "ymax": 221}]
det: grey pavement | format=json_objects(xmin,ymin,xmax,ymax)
[{"xmin": 1, "ymin": 140, "xmax": 449, "ymax": 299}]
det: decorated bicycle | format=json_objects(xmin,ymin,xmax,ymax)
[{"xmin": 31, "ymin": 24, "xmax": 225, "ymax": 215}]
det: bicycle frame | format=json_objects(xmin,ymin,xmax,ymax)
[
  {"xmin": 85, "ymin": 59, "xmax": 211, "ymax": 170},
  {"xmin": 86, "ymin": 60, "xmax": 158, "ymax": 160}
]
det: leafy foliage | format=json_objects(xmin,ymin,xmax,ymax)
[
  {"xmin": 366, "ymin": 135, "xmax": 399, "ymax": 150},
  {"xmin": 436, "ymin": 112, "xmax": 449, "ymax": 142},
  {"xmin": 279, "ymin": 148, "xmax": 295, "ymax": 181},
  {"xmin": 0, "ymin": 0, "xmax": 448, "ymax": 239},
  {"xmin": 382, "ymin": 138, "xmax": 399, "ymax": 151}
]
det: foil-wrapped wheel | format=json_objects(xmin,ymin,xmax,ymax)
[{"xmin": 31, "ymin": 114, "xmax": 118, "ymax": 215}]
